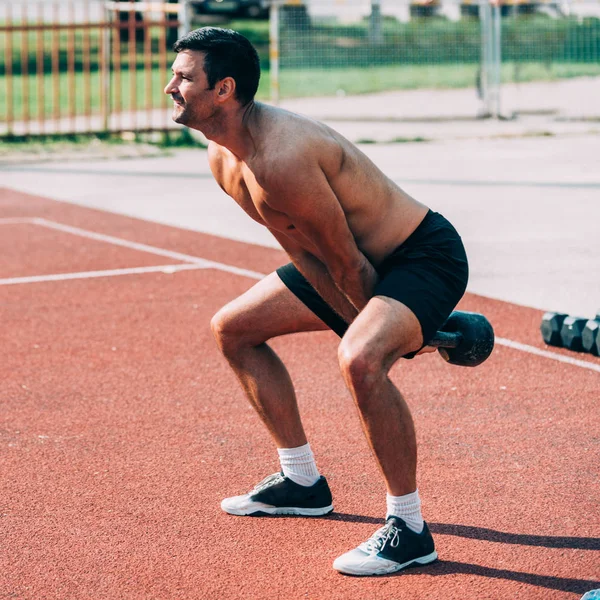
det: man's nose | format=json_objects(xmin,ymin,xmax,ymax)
[{"xmin": 164, "ymin": 78, "xmax": 177, "ymax": 95}]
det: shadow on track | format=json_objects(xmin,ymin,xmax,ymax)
[
  {"xmin": 328, "ymin": 515, "xmax": 600, "ymax": 551},
  {"xmin": 328, "ymin": 515, "xmax": 599, "ymax": 593},
  {"xmin": 408, "ymin": 561, "xmax": 600, "ymax": 595},
  {"xmin": 429, "ymin": 522, "xmax": 600, "ymax": 551}
]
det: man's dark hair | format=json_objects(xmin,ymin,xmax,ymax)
[{"xmin": 173, "ymin": 27, "xmax": 260, "ymax": 106}]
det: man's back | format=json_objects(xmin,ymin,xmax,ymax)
[{"xmin": 208, "ymin": 103, "xmax": 428, "ymax": 266}]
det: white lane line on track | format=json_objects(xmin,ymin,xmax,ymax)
[
  {"xmin": 0, "ymin": 217, "xmax": 38, "ymax": 225},
  {"xmin": 32, "ymin": 217, "xmax": 224, "ymax": 264},
  {"xmin": 495, "ymin": 338, "xmax": 600, "ymax": 374},
  {"xmin": 0, "ymin": 263, "xmax": 205, "ymax": 286},
  {"xmin": 3, "ymin": 217, "xmax": 600, "ymax": 374},
  {"xmin": 32, "ymin": 218, "xmax": 267, "ymax": 281}
]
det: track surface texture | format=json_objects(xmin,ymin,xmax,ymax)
[{"xmin": 1, "ymin": 188, "xmax": 599, "ymax": 600}]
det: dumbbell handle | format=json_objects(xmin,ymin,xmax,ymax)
[
  {"xmin": 422, "ymin": 311, "xmax": 494, "ymax": 367},
  {"xmin": 428, "ymin": 330, "xmax": 463, "ymax": 349}
]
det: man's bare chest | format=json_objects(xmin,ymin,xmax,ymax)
[{"xmin": 221, "ymin": 163, "xmax": 296, "ymax": 233}]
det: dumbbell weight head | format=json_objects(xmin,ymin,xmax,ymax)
[
  {"xmin": 582, "ymin": 313, "xmax": 600, "ymax": 356},
  {"xmin": 560, "ymin": 316, "xmax": 588, "ymax": 352},
  {"xmin": 540, "ymin": 312, "xmax": 568, "ymax": 347},
  {"xmin": 435, "ymin": 311, "xmax": 495, "ymax": 367}
]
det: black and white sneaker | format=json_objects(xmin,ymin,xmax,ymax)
[
  {"xmin": 221, "ymin": 472, "xmax": 334, "ymax": 516},
  {"xmin": 333, "ymin": 516, "xmax": 437, "ymax": 576}
]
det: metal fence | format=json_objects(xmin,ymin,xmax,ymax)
[
  {"xmin": 272, "ymin": 0, "xmax": 600, "ymax": 118},
  {"xmin": 1, "ymin": 0, "xmax": 599, "ymax": 138},
  {"xmin": 0, "ymin": 1, "xmax": 181, "ymax": 137}
]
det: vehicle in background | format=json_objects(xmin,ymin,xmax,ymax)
[{"xmin": 190, "ymin": 0, "xmax": 270, "ymax": 19}]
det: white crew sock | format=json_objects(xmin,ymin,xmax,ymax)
[
  {"xmin": 386, "ymin": 490, "xmax": 424, "ymax": 533},
  {"xmin": 277, "ymin": 443, "xmax": 320, "ymax": 487}
]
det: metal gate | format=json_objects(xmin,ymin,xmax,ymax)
[{"xmin": 0, "ymin": 1, "xmax": 181, "ymax": 137}]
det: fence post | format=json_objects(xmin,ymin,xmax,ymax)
[
  {"xmin": 178, "ymin": 0, "xmax": 193, "ymax": 39},
  {"xmin": 479, "ymin": 0, "xmax": 492, "ymax": 117},
  {"xmin": 5, "ymin": 3, "xmax": 14, "ymax": 136},
  {"xmin": 369, "ymin": 0, "xmax": 384, "ymax": 46},
  {"xmin": 101, "ymin": 4, "xmax": 111, "ymax": 132},
  {"xmin": 491, "ymin": 1, "xmax": 502, "ymax": 118},
  {"xmin": 269, "ymin": 1, "xmax": 280, "ymax": 105},
  {"xmin": 479, "ymin": 0, "xmax": 502, "ymax": 119}
]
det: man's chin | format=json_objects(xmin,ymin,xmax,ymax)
[{"xmin": 171, "ymin": 107, "xmax": 187, "ymax": 124}]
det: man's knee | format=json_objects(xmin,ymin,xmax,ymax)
[
  {"xmin": 211, "ymin": 299, "xmax": 278, "ymax": 356},
  {"xmin": 338, "ymin": 337, "xmax": 383, "ymax": 394},
  {"xmin": 338, "ymin": 326, "xmax": 421, "ymax": 394},
  {"xmin": 210, "ymin": 307, "xmax": 232, "ymax": 352},
  {"xmin": 210, "ymin": 304, "xmax": 253, "ymax": 357}
]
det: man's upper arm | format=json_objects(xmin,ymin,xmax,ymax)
[
  {"xmin": 263, "ymin": 160, "xmax": 363, "ymax": 277},
  {"xmin": 266, "ymin": 226, "xmax": 305, "ymax": 259},
  {"xmin": 207, "ymin": 143, "xmax": 227, "ymax": 191}
]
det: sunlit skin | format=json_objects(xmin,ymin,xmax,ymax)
[
  {"xmin": 166, "ymin": 49, "xmax": 439, "ymax": 496},
  {"xmin": 164, "ymin": 50, "xmax": 258, "ymax": 158},
  {"xmin": 165, "ymin": 51, "xmax": 439, "ymax": 359},
  {"xmin": 164, "ymin": 51, "xmax": 217, "ymax": 126}
]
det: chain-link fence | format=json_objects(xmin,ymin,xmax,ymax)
[
  {"xmin": 273, "ymin": 0, "xmax": 600, "ymax": 118},
  {"xmin": 1, "ymin": 0, "xmax": 599, "ymax": 138},
  {"xmin": 498, "ymin": 0, "xmax": 600, "ymax": 117}
]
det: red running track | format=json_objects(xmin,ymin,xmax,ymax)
[{"xmin": 1, "ymin": 188, "xmax": 599, "ymax": 600}]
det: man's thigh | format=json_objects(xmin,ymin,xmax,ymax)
[
  {"xmin": 277, "ymin": 263, "xmax": 349, "ymax": 337},
  {"xmin": 341, "ymin": 295, "xmax": 424, "ymax": 372},
  {"xmin": 374, "ymin": 262, "xmax": 466, "ymax": 352},
  {"xmin": 215, "ymin": 271, "xmax": 329, "ymax": 345},
  {"xmin": 374, "ymin": 214, "xmax": 469, "ymax": 347}
]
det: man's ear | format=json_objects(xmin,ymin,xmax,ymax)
[{"xmin": 215, "ymin": 77, "xmax": 236, "ymax": 102}]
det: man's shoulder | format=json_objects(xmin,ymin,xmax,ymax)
[
  {"xmin": 261, "ymin": 105, "xmax": 339, "ymax": 150},
  {"xmin": 207, "ymin": 142, "xmax": 234, "ymax": 190},
  {"xmin": 207, "ymin": 140, "xmax": 225, "ymax": 163},
  {"xmin": 255, "ymin": 144, "xmax": 320, "ymax": 192},
  {"xmin": 207, "ymin": 141, "xmax": 236, "ymax": 176},
  {"xmin": 258, "ymin": 116, "xmax": 341, "ymax": 178}
]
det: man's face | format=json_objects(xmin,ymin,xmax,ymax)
[{"xmin": 164, "ymin": 50, "xmax": 214, "ymax": 126}]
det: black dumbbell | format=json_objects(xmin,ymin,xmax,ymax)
[
  {"xmin": 541, "ymin": 312, "xmax": 568, "ymax": 347},
  {"xmin": 428, "ymin": 311, "xmax": 495, "ymax": 367},
  {"xmin": 560, "ymin": 316, "xmax": 588, "ymax": 352},
  {"xmin": 582, "ymin": 312, "xmax": 600, "ymax": 356}
]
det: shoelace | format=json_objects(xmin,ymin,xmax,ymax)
[
  {"xmin": 362, "ymin": 522, "xmax": 401, "ymax": 555},
  {"xmin": 252, "ymin": 472, "xmax": 284, "ymax": 493}
]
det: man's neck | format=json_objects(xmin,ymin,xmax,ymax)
[{"xmin": 197, "ymin": 101, "xmax": 260, "ymax": 161}]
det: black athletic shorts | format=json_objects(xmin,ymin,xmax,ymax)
[{"xmin": 276, "ymin": 210, "xmax": 469, "ymax": 347}]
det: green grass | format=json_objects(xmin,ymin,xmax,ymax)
[
  {"xmin": 1, "ymin": 67, "xmax": 173, "ymax": 121},
  {"xmin": 2, "ymin": 61, "xmax": 599, "ymax": 121},
  {"xmin": 503, "ymin": 61, "xmax": 600, "ymax": 82},
  {"xmin": 271, "ymin": 61, "xmax": 600, "ymax": 98},
  {"xmin": 275, "ymin": 64, "xmax": 480, "ymax": 98}
]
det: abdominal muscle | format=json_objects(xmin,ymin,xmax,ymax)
[
  {"xmin": 270, "ymin": 184, "xmax": 429, "ymax": 268},
  {"xmin": 324, "ymin": 151, "xmax": 429, "ymax": 267},
  {"xmin": 350, "ymin": 200, "xmax": 428, "ymax": 267},
  {"xmin": 253, "ymin": 169, "xmax": 428, "ymax": 268}
]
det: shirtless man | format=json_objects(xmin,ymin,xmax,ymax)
[{"xmin": 165, "ymin": 27, "xmax": 469, "ymax": 576}]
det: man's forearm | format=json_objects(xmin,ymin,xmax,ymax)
[
  {"xmin": 291, "ymin": 252, "xmax": 361, "ymax": 324},
  {"xmin": 334, "ymin": 254, "xmax": 379, "ymax": 312}
]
